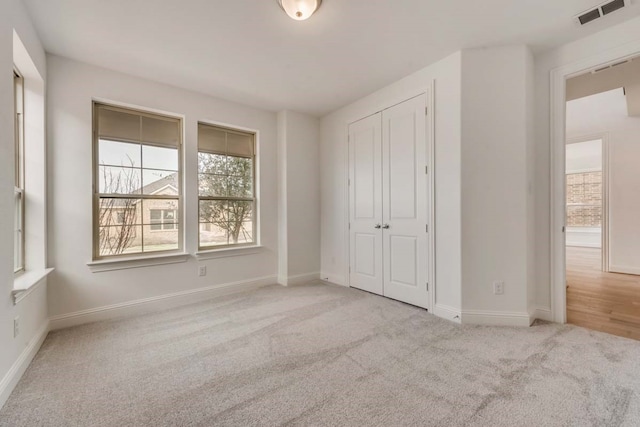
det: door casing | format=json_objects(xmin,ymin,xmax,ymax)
[{"xmin": 550, "ymin": 45, "xmax": 640, "ymax": 323}]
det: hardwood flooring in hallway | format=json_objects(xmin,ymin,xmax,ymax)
[{"xmin": 566, "ymin": 246, "xmax": 640, "ymax": 340}]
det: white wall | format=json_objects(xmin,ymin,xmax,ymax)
[
  {"xmin": 566, "ymin": 89, "xmax": 640, "ymax": 272},
  {"xmin": 277, "ymin": 110, "xmax": 321, "ymax": 284},
  {"xmin": 321, "ymin": 46, "xmax": 536, "ymax": 325},
  {"xmin": 46, "ymin": 55, "xmax": 279, "ymax": 320},
  {"xmin": 535, "ymin": 14, "xmax": 640, "ymax": 314},
  {"xmin": 320, "ymin": 52, "xmax": 463, "ymax": 317},
  {"xmin": 0, "ymin": 0, "xmax": 49, "ymax": 408},
  {"xmin": 460, "ymin": 46, "xmax": 534, "ymax": 319}
]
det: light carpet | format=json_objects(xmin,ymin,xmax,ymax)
[{"xmin": 1, "ymin": 282, "xmax": 640, "ymax": 426}]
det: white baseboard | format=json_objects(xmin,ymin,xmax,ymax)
[
  {"xmin": 320, "ymin": 272, "xmax": 346, "ymax": 287},
  {"xmin": 433, "ymin": 304, "xmax": 462, "ymax": 324},
  {"xmin": 609, "ymin": 265, "xmax": 640, "ymax": 276},
  {"xmin": 279, "ymin": 272, "xmax": 321, "ymax": 287},
  {"xmin": 0, "ymin": 321, "xmax": 49, "ymax": 409},
  {"xmin": 531, "ymin": 306, "xmax": 553, "ymax": 323},
  {"xmin": 49, "ymin": 275, "xmax": 277, "ymax": 330},
  {"xmin": 462, "ymin": 310, "xmax": 532, "ymax": 327}
]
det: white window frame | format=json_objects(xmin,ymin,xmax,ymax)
[
  {"xmin": 197, "ymin": 122, "xmax": 257, "ymax": 251},
  {"xmin": 92, "ymin": 102, "xmax": 184, "ymax": 260},
  {"xmin": 14, "ymin": 68, "xmax": 25, "ymax": 274}
]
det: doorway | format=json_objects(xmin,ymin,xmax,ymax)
[{"xmin": 563, "ymin": 62, "xmax": 640, "ymax": 340}]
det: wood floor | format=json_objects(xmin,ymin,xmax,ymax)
[{"xmin": 566, "ymin": 246, "xmax": 640, "ymax": 340}]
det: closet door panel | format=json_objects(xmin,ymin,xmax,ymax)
[
  {"xmin": 349, "ymin": 114, "xmax": 383, "ymax": 295},
  {"xmin": 389, "ymin": 235, "xmax": 418, "ymax": 286},
  {"xmin": 388, "ymin": 112, "xmax": 417, "ymax": 219},
  {"xmin": 382, "ymin": 94, "xmax": 429, "ymax": 308}
]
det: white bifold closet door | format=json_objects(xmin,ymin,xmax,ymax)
[{"xmin": 348, "ymin": 94, "xmax": 430, "ymax": 309}]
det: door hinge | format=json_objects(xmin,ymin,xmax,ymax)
[
  {"xmin": 349, "ymin": 266, "xmax": 351, "ymax": 273},
  {"xmin": 425, "ymin": 165, "xmax": 428, "ymax": 174},
  {"xmin": 348, "ymin": 178, "xmax": 351, "ymax": 186},
  {"xmin": 426, "ymin": 282, "xmax": 429, "ymax": 291},
  {"xmin": 426, "ymin": 224, "xmax": 429, "ymax": 233},
  {"xmin": 562, "ymin": 226, "xmax": 566, "ymax": 233},
  {"xmin": 349, "ymin": 223, "xmax": 351, "ymax": 230},
  {"xmin": 425, "ymin": 107, "xmax": 428, "ymax": 115}
]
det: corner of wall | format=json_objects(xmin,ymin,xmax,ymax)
[
  {"xmin": 459, "ymin": 45, "xmax": 532, "ymax": 319},
  {"xmin": 277, "ymin": 110, "xmax": 321, "ymax": 280},
  {"xmin": 277, "ymin": 111, "xmax": 288, "ymax": 282}
]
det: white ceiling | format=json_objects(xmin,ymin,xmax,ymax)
[{"xmin": 23, "ymin": 0, "xmax": 640, "ymax": 116}]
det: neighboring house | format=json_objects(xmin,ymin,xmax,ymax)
[{"xmin": 101, "ymin": 173, "xmax": 179, "ymax": 254}]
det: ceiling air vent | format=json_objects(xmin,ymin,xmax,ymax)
[
  {"xmin": 591, "ymin": 58, "xmax": 632, "ymax": 74},
  {"xmin": 575, "ymin": 0, "xmax": 631, "ymax": 25},
  {"xmin": 578, "ymin": 8, "xmax": 601, "ymax": 25},
  {"xmin": 602, "ymin": 0, "xmax": 626, "ymax": 15}
]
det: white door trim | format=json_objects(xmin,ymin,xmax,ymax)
[
  {"xmin": 550, "ymin": 43, "xmax": 640, "ymax": 323},
  {"xmin": 427, "ymin": 81, "xmax": 436, "ymax": 314}
]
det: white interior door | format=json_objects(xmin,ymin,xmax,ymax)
[
  {"xmin": 349, "ymin": 113, "xmax": 384, "ymax": 295},
  {"xmin": 381, "ymin": 95, "xmax": 429, "ymax": 308}
]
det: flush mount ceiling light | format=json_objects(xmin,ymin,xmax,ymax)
[{"xmin": 278, "ymin": 0, "xmax": 322, "ymax": 21}]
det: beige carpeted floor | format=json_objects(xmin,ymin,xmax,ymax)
[{"xmin": 1, "ymin": 282, "xmax": 640, "ymax": 426}]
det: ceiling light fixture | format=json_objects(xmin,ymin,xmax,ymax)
[{"xmin": 278, "ymin": 0, "xmax": 322, "ymax": 21}]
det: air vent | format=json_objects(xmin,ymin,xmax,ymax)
[
  {"xmin": 591, "ymin": 59, "xmax": 632, "ymax": 74},
  {"xmin": 575, "ymin": 0, "xmax": 630, "ymax": 25},
  {"xmin": 602, "ymin": 0, "xmax": 626, "ymax": 15},
  {"xmin": 578, "ymin": 8, "xmax": 601, "ymax": 25}
]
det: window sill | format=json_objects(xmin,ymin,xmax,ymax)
[
  {"xmin": 195, "ymin": 245, "xmax": 265, "ymax": 260},
  {"xmin": 13, "ymin": 268, "xmax": 54, "ymax": 305},
  {"xmin": 87, "ymin": 252, "xmax": 189, "ymax": 273}
]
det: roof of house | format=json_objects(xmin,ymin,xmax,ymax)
[
  {"xmin": 107, "ymin": 172, "xmax": 178, "ymax": 208},
  {"xmin": 139, "ymin": 172, "xmax": 178, "ymax": 196}
]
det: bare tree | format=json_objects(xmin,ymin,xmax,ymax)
[
  {"xmin": 198, "ymin": 154, "xmax": 253, "ymax": 244},
  {"xmin": 98, "ymin": 158, "xmax": 140, "ymax": 255}
]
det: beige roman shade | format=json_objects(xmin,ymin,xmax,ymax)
[
  {"xmin": 97, "ymin": 104, "xmax": 180, "ymax": 147},
  {"xmin": 198, "ymin": 122, "xmax": 254, "ymax": 158}
]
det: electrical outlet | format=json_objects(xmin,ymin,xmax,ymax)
[
  {"xmin": 493, "ymin": 281, "xmax": 505, "ymax": 295},
  {"xmin": 13, "ymin": 316, "xmax": 20, "ymax": 338},
  {"xmin": 198, "ymin": 266, "xmax": 207, "ymax": 277}
]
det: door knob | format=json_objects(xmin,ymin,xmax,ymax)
[
  {"xmin": 374, "ymin": 224, "xmax": 382, "ymax": 229},
  {"xmin": 382, "ymin": 224, "xmax": 390, "ymax": 229}
]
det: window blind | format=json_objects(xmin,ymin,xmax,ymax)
[
  {"xmin": 198, "ymin": 122, "xmax": 254, "ymax": 158},
  {"xmin": 97, "ymin": 104, "xmax": 180, "ymax": 147}
]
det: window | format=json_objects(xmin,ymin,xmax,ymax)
[
  {"xmin": 14, "ymin": 69, "xmax": 25, "ymax": 273},
  {"xmin": 93, "ymin": 103, "xmax": 182, "ymax": 259},
  {"xmin": 566, "ymin": 171, "xmax": 602, "ymax": 227},
  {"xmin": 150, "ymin": 209, "xmax": 178, "ymax": 231},
  {"xmin": 198, "ymin": 123, "xmax": 256, "ymax": 249}
]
